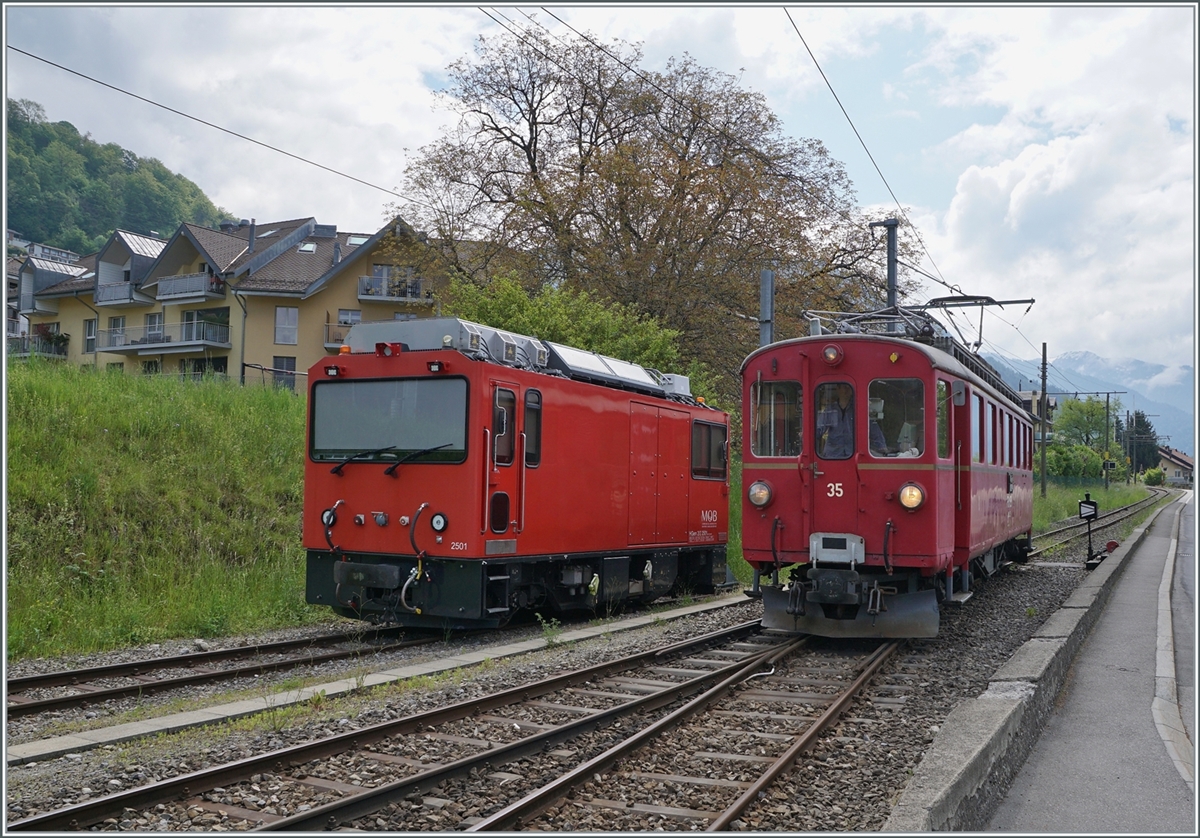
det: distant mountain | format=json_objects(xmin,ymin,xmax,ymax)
[{"xmin": 982, "ymin": 350, "xmax": 1194, "ymax": 457}]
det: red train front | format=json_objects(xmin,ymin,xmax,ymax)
[
  {"xmin": 740, "ymin": 313, "xmax": 1033, "ymax": 638},
  {"xmin": 304, "ymin": 317, "xmax": 730, "ymax": 629}
]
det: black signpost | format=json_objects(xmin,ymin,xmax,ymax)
[{"xmin": 1079, "ymin": 493, "xmax": 1102, "ymax": 568}]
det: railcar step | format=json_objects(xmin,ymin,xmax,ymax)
[{"xmin": 947, "ymin": 591, "xmax": 973, "ymax": 605}]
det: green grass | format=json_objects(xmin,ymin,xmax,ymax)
[
  {"xmin": 1030, "ymin": 480, "xmax": 1150, "ymax": 532},
  {"xmin": 5, "ymin": 360, "xmax": 335, "ymax": 660}
]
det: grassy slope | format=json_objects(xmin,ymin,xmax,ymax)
[{"xmin": 5, "ymin": 361, "xmax": 324, "ymax": 660}]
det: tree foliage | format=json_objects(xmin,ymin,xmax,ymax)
[
  {"xmin": 6, "ymin": 98, "xmax": 234, "ymax": 253},
  {"xmin": 439, "ymin": 272, "xmax": 718, "ymax": 405},
  {"xmin": 395, "ymin": 25, "xmax": 920, "ymax": 406},
  {"xmin": 1116, "ymin": 410, "xmax": 1161, "ymax": 472},
  {"xmin": 1054, "ymin": 396, "xmax": 1120, "ymax": 453}
]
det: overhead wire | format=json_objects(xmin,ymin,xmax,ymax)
[{"xmin": 6, "ymin": 44, "xmax": 432, "ymax": 210}]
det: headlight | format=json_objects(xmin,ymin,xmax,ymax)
[
  {"xmin": 898, "ymin": 482, "xmax": 925, "ymax": 510},
  {"xmin": 747, "ymin": 480, "xmax": 773, "ymax": 508}
]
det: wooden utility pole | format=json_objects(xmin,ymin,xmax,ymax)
[{"xmin": 1040, "ymin": 342, "xmax": 1048, "ymax": 498}]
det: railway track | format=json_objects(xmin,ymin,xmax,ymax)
[
  {"xmin": 1028, "ymin": 487, "xmax": 1168, "ymax": 558},
  {"xmin": 6, "ymin": 621, "xmax": 909, "ymax": 832},
  {"xmin": 5, "ymin": 627, "xmax": 435, "ymax": 719}
]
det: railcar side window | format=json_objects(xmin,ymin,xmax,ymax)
[
  {"xmin": 750, "ymin": 380, "xmax": 802, "ymax": 457},
  {"xmin": 494, "ymin": 388, "xmax": 516, "ymax": 466},
  {"xmin": 987, "ymin": 404, "xmax": 996, "ymax": 465},
  {"xmin": 937, "ymin": 381, "xmax": 950, "ymax": 459},
  {"xmin": 692, "ymin": 421, "xmax": 728, "ymax": 479},
  {"xmin": 867, "ymin": 378, "xmax": 924, "ymax": 458},
  {"xmin": 524, "ymin": 390, "xmax": 542, "ymax": 467},
  {"xmin": 310, "ymin": 377, "xmax": 467, "ymax": 463},
  {"xmin": 972, "ymin": 394, "xmax": 983, "ymax": 463}
]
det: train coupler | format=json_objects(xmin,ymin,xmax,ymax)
[{"xmin": 866, "ymin": 583, "xmax": 898, "ymax": 616}]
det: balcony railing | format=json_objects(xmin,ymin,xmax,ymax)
[
  {"xmin": 157, "ymin": 273, "xmax": 227, "ymax": 301},
  {"xmin": 95, "ymin": 282, "xmax": 153, "ymax": 306},
  {"xmin": 324, "ymin": 322, "xmax": 353, "ymax": 348},
  {"xmin": 7, "ymin": 335, "xmax": 69, "ymax": 358},
  {"xmin": 358, "ymin": 276, "xmax": 434, "ymax": 303},
  {"xmin": 97, "ymin": 321, "xmax": 231, "ymax": 352}
]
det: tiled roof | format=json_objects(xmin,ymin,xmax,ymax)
[
  {"xmin": 237, "ymin": 231, "xmax": 370, "ymax": 293},
  {"xmin": 226, "ymin": 218, "xmax": 316, "ymax": 275},
  {"xmin": 184, "ymin": 224, "xmax": 249, "ymax": 272}
]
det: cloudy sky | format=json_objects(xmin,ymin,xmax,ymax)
[{"xmin": 4, "ymin": 4, "xmax": 1195, "ymax": 373}]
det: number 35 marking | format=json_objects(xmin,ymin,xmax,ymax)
[{"xmin": 826, "ymin": 482, "xmax": 844, "ymax": 498}]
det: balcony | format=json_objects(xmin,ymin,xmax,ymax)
[
  {"xmin": 324, "ymin": 322, "xmax": 353, "ymax": 350},
  {"xmin": 95, "ymin": 282, "xmax": 155, "ymax": 308},
  {"xmin": 156, "ymin": 273, "xmax": 227, "ymax": 304},
  {"xmin": 18, "ymin": 289, "xmax": 57, "ymax": 316},
  {"xmin": 97, "ymin": 321, "xmax": 231, "ymax": 355},
  {"xmin": 6, "ymin": 335, "xmax": 69, "ymax": 359},
  {"xmin": 357, "ymin": 276, "xmax": 434, "ymax": 304}
]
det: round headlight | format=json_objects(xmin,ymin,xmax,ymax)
[
  {"xmin": 822, "ymin": 343, "xmax": 844, "ymax": 365},
  {"xmin": 898, "ymin": 482, "xmax": 925, "ymax": 510},
  {"xmin": 747, "ymin": 480, "xmax": 773, "ymax": 508}
]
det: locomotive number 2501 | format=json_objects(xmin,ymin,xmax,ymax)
[{"xmin": 826, "ymin": 482, "xmax": 844, "ymax": 498}]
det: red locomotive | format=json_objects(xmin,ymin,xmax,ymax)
[
  {"xmin": 304, "ymin": 317, "xmax": 730, "ymax": 629},
  {"xmin": 740, "ymin": 308, "xmax": 1034, "ymax": 637}
]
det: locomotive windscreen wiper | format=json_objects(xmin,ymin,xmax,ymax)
[
  {"xmin": 329, "ymin": 445, "xmax": 396, "ymax": 474},
  {"xmin": 384, "ymin": 442, "xmax": 454, "ymax": 476}
]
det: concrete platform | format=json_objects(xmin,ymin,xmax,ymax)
[
  {"xmin": 886, "ymin": 490, "xmax": 1196, "ymax": 832},
  {"xmin": 6, "ymin": 594, "xmax": 747, "ymax": 766}
]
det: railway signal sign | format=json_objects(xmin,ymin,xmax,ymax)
[{"xmin": 1079, "ymin": 498, "xmax": 1099, "ymax": 520}]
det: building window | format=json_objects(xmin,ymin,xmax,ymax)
[
  {"xmin": 297, "ymin": 242, "xmax": 316, "ymax": 253},
  {"xmin": 394, "ymin": 312, "xmax": 416, "ymax": 320},
  {"xmin": 85, "ymin": 319, "xmax": 96, "ymax": 353},
  {"xmin": 348, "ymin": 234, "xmax": 370, "ymax": 246},
  {"xmin": 273, "ymin": 356, "xmax": 296, "ymax": 391},
  {"xmin": 109, "ymin": 315, "xmax": 126, "ymax": 347},
  {"xmin": 275, "ymin": 306, "xmax": 298, "ymax": 345},
  {"xmin": 338, "ymin": 309, "xmax": 361, "ymax": 326},
  {"xmin": 145, "ymin": 311, "xmax": 164, "ymax": 340}
]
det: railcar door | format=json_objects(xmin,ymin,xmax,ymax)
[
  {"xmin": 485, "ymin": 381, "xmax": 522, "ymax": 555},
  {"xmin": 808, "ymin": 380, "xmax": 862, "ymax": 543}
]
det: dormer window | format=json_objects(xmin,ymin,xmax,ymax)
[
  {"xmin": 257, "ymin": 229, "xmax": 279, "ymax": 238},
  {"xmin": 347, "ymin": 234, "xmax": 370, "ymax": 247},
  {"xmin": 297, "ymin": 242, "xmax": 316, "ymax": 253}
]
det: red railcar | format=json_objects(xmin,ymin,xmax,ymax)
[
  {"xmin": 740, "ymin": 310, "xmax": 1034, "ymax": 637},
  {"xmin": 304, "ymin": 318, "xmax": 730, "ymax": 629}
]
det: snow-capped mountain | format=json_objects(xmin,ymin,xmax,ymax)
[{"xmin": 981, "ymin": 350, "xmax": 1194, "ymax": 457}]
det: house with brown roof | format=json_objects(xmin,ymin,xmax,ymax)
[
  {"xmin": 1157, "ymin": 446, "xmax": 1193, "ymax": 488},
  {"xmin": 13, "ymin": 216, "xmax": 446, "ymax": 391}
]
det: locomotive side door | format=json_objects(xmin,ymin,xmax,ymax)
[
  {"xmin": 485, "ymin": 381, "xmax": 522, "ymax": 553},
  {"xmin": 808, "ymin": 380, "xmax": 861, "ymax": 539}
]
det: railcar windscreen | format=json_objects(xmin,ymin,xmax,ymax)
[{"xmin": 310, "ymin": 377, "xmax": 468, "ymax": 463}]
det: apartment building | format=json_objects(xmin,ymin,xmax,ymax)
[{"xmin": 11, "ymin": 216, "xmax": 446, "ymax": 391}]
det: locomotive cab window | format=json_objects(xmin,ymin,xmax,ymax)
[
  {"xmin": 493, "ymin": 388, "xmax": 516, "ymax": 466},
  {"xmin": 866, "ymin": 378, "xmax": 925, "ymax": 458},
  {"xmin": 750, "ymin": 380, "xmax": 802, "ymax": 457},
  {"xmin": 815, "ymin": 382, "xmax": 855, "ymax": 460},
  {"xmin": 310, "ymin": 377, "xmax": 467, "ymax": 463},
  {"xmin": 692, "ymin": 421, "xmax": 728, "ymax": 479},
  {"xmin": 524, "ymin": 390, "xmax": 542, "ymax": 467}
]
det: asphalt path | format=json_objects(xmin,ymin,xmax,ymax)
[{"xmin": 987, "ymin": 491, "xmax": 1196, "ymax": 833}]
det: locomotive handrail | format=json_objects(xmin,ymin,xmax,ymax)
[
  {"xmin": 481, "ymin": 428, "xmax": 491, "ymax": 534},
  {"xmin": 518, "ymin": 431, "xmax": 528, "ymax": 534}
]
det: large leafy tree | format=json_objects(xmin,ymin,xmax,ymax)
[
  {"xmin": 395, "ymin": 26, "xmax": 919, "ymax": 405},
  {"xmin": 1054, "ymin": 396, "xmax": 1120, "ymax": 452}
]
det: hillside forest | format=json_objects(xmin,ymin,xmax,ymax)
[{"xmin": 6, "ymin": 98, "xmax": 234, "ymax": 255}]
